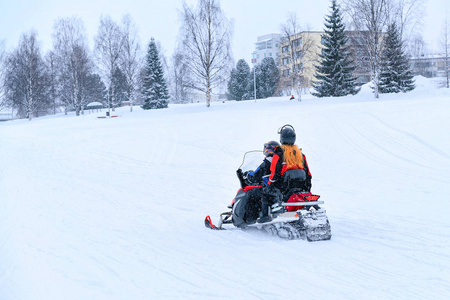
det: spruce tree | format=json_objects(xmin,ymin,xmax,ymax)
[
  {"xmin": 227, "ymin": 59, "xmax": 251, "ymax": 100},
  {"xmin": 111, "ymin": 68, "xmax": 129, "ymax": 105},
  {"xmin": 312, "ymin": 0, "xmax": 359, "ymax": 97},
  {"xmin": 379, "ymin": 23, "xmax": 415, "ymax": 93},
  {"xmin": 141, "ymin": 38, "xmax": 170, "ymax": 109},
  {"xmin": 255, "ymin": 57, "xmax": 280, "ymax": 98}
]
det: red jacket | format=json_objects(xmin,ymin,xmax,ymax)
[{"xmin": 268, "ymin": 147, "xmax": 312, "ymax": 191}]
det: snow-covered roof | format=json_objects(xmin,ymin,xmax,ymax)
[{"xmin": 86, "ymin": 102, "xmax": 103, "ymax": 107}]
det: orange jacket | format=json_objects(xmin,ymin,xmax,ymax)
[{"xmin": 268, "ymin": 147, "xmax": 312, "ymax": 190}]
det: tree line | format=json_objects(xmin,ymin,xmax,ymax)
[
  {"xmin": 228, "ymin": 0, "xmax": 438, "ymax": 101},
  {"xmin": 1, "ymin": 0, "xmax": 448, "ymax": 120},
  {"xmin": 0, "ymin": 0, "xmax": 234, "ymax": 119},
  {"xmin": 312, "ymin": 0, "xmax": 415, "ymax": 97},
  {"xmin": 0, "ymin": 15, "xmax": 161, "ymax": 120}
]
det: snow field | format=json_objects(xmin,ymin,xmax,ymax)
[{"xmin": 1, "ymin": 76, "xmax": 450, "ymax": 299}]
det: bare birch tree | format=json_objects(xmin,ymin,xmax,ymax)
[
  {"xmin": 0, "ymin": 41, "xmax": 7, "ymax": 110},
  {"xmin": 52, "ymin": 17, "xmax": 93, "ymax": 116},
  {"xmin": 390, "ymin": 0, "xmax": 426, "ymax": 52},
  {"xmin": 179, "ymin": 0, "xmax": 233, "ymax": 107},
  {"xmin": 170, "ymin": 50, "xmax": 193, "ymax": 103},
  {"xmin": 279, "ymin": 13, "xmax": 315, "ymax": 100},
  {"xmin": 409, "ymin": 34, "xmax": 426, "ymax": 58},
  {"xmin": 120, "ymin": 14, "xmax": 141, "ymax": 112},
  {"xmin": 440, "ymin": 15, "xmax": 450, "ymax": 88},
  {"xmin": 45, "ymin": 50, "xmax": 58, "ymax": 114},
  {"xmin": 343, "ymin": 0, "xmax": 389, "ymax": 98},
  {"xmin": 95, "ymin": 15, "xmax": 124, "ymax": 112},
  {"xmin": 4, "ymin": 31, "xmax": 50, "ymax": 120}
]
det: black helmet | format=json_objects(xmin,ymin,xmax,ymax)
[
  {"xmin": 263, "ymin": 140, "xmax": 280, "ymax": 157},
  {"xmin": 278, "ymin": 124, "xmax": 296, "ymax": 145}
]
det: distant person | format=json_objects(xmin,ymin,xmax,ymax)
[{"xmin": 289, "ymin": 95, "xmax": 295, "ymax": 100}]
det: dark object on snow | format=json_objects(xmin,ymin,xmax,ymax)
[{"xmin": 289, "ymin": 95, "xmax": 295, "ymax": 100}]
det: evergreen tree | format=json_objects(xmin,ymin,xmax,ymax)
[
  {"xmin": 256, "ymin": 57, "xmax": 280, "ymax": 98},
  {"xmin": 141, "ymin": 38, "xmax": 170, "ymax": 109},
  {"xmin": 111, "ymin": 67, "xmax": 129, "ymax": 105},
  {"xmin": 379, "ymin": 23, "xmax": 415, "ymax": 93},
  {"xmin": 312, "ymin": 0, "xmax": 359, "ymax": 97},
  {"xmin": 227, "ymin": 68, "xmax": 238, "ymax": 100},
  {"xmin": 86, "ymin": 73, "xmax": 107, "ymax": 104},
  {"xmin": 227, "ymin": 59, "xmax": 251, "ymax": 100}
]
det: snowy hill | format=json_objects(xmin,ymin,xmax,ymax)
[{"xmin": 1, "ymin": 77, "xmax": 450, "ymax": 299}]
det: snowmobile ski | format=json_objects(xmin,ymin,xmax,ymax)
[{"xmin": 205, "ymin": 215, "xmax": 224, "ymax": 230}]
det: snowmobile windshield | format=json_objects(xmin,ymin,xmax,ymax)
[{"xmin": 239, "ymin": 151, "xmax": 265, "ymax": 173}]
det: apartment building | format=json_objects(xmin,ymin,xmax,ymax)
[
  {"xmin": 409, "ymin": 54, "xmax": 450, "ymax": 78},
  {"xmin": 278, "ymin": 31, "xmax": 323, "ymax": 90},
  {"xmin": 252, "ymin": 33, "xmax": 282, "ymax": 65},
  {"xmin": 346, "ymin": 31, "xmax": 373, "ymax": 84},
  {"xmin": 278, "ymin": 31, "xmax": 373, "ymax": 90}
]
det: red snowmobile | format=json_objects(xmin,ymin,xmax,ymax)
[{"xmin": 205, "ymin": 151, "xmax": 332, "ymax": 241}]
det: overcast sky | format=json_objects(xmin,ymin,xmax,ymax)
[{"xmin": 0, "ymin": 0, "xmax": 447, "ymax": 64}]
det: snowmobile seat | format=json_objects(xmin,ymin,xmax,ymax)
[{"xmin": 283, "ymin": 168, "xmax": 306, "ymax": 190}]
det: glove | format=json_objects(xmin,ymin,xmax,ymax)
[
  {"xmin": 274, "ymin": 146, "xmax": 283, "ymax": 156},
  {"xmin": 236, "ymin": 169, "xmax": 246, "ymax": 189}
]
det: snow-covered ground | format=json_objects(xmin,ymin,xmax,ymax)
[{"xmin": 1, "ymin": 77, "xmax": 450, "ymax": 299}]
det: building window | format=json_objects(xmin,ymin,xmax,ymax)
[
  {"xmin": 256, "ymin": 41, "xmax": 267, "ymax": 51},
  {"xmin": 292, "ymin": 38, "xmax": 302, "ymax": 48},
  {"xmin": 282, "ymin": 57, "xmax": 290, "ymax": 65},
  {"xmin": 283, "ymin": 69, "xmax": 290, "ymax": 76},
  {"xmin": 282, "ymin": 45, "xmax": 290, "ymax": 53}
]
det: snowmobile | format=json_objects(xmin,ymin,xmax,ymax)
[{"xmin": 205, "ymin": 151, "xmax": 332, "ymax": 241}]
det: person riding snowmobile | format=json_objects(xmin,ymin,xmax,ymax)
[
  {"xmin": 258, "ymin": 124, "xmax": 312, "ymax": 223},
  {"xmin": 205, "ymin": 129, "xmax": 331, "ymax": 241},
  {"xmin": 237, "ymin": 141, "xmax": 281, "ymax": 188},
  {"xmin": 233, "ymin": 141, "xmax": 280, "ymax": 226}
]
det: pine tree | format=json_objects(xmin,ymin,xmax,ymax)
[
  {"xmin": 379, "ymin": 23, "xmax": 415, "ymax": 93},
  {"xmin": 141, "ymin": 38, "xmax": 170, "ymax": 109},
  {"xmin": 227, "ymin": 59, "xmax": 251, "ymax": 100},
  {"xmin": 256, "ymin": 57, "xmax": 280, "ymax": 98},
  {"xmin": 312, "ymin": 0, "xmax": 359, "ymax": 97},
  {"xmin": 86, "ymin": 73, "xmax": 107, "ymax": 104},
  {"xmin": 227, "ymin": 68, "xmax": 238, "ymax": 100},
  {"xmin": 111, "ymin": 67, "xmax": 129, "ymax": 105}
]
